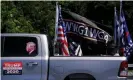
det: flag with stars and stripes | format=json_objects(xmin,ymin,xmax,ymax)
[
  {"xmin": 69, "ymin": 39, "xmax": 83, "ymax": 56},
  {"xmin": 119, "ymin": 10, "xmax": 133, "ymax": 58},
  {"xmin": 56, "ymin": 4, "xmax": 70, "ymax": 56}
]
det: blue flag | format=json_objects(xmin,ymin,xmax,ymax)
[
  {"xmin": 119, "ymin": 10, "xmax": 133, "ymax": 59},
  {"xmin": 114, "ymin": 7, "xmax": 120, "ymax": 46}
]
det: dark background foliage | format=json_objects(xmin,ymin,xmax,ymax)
[{"xmin": 1, "ymin": 1, "xmax": 133, "ymax": 38}]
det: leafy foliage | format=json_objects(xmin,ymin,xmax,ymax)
[{"xmin": 1, "ymin": 1, "xmax": 133, "ymax": 37}]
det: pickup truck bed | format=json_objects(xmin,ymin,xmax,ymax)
[{"xmin": 49, "ymin": 57, "xmax": 127, "ymax": 80}]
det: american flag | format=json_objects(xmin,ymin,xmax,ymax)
[
  {"xmin": 69, "ymin": 39, "xmax": 82, "ymax": 56},
  {"xmin": 56, "ymin": 5, "xmax": 70, "ymax": 56},
  {"xmin": 119, "ymin": 10, "xmax": 133, "ymax": 58}
]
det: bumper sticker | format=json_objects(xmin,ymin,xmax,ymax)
[{"xmin": 3, "ymin": 62, "xmax": 22, "ymax": 75}]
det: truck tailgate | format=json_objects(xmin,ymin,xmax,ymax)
[{"xmin": 49, "ymin": 57, "xmax": 127, "ymax": 80}]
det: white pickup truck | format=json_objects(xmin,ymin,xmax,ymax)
[{"xmin": 1, "ymin": 33, "xmax": 128, "ymax": 80}]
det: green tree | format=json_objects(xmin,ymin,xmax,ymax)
[
  {"xmin": 1, "ymin": 1, "xmax": 56, "ymax": 36},
  {"xmin": 1, "ymin": 1, "xmax": 133, "ymax": 37},
  {"xmin": 1, "ymin": 1, "xmax": 34, "ymax": 33}
]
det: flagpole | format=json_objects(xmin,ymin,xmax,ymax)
[
  {"xmin": 54, "ymin": 2, "xmax": 59, "ymax": 45},
  {"xmin": 114, "ymin": 6, "xmax": 120, "ymax": 54},
  {"xmin": 118, "ymin": 0, "xmax": 122, "ymax": 48},
  {"xmin": 114, "ymin": 7, "xmax": 116, "ymax": 45},
  {"xmin": 114, "ymin": 6, "xmax": 118, "ymax": 54},
  {"xmin": 120, "ymin": 0, "xmax": 122, "ymax": 15}
]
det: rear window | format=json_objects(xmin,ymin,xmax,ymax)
[{"xmin": 2, "ymin": 36, "xmax": 38, "ymax": 57}]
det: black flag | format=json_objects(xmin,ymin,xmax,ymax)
[{"xmin": 61, "ymin": 9, "xmax": 113, "ymax": 55}]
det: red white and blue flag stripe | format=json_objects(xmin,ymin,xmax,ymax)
[{"xmin": 56, "ymin": 5, "xmax": 69, "ymax": 56}]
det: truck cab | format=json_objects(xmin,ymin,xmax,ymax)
[{"xmin": 1, "ymin": 33, "xmax": 49, "ymax": 80}]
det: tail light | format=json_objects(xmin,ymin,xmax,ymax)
[{"xmin": 118, "ymin": 61, "xmax": 128, "ymax": 77}]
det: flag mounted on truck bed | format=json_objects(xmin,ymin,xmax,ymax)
[
  {"xmin": 61, "ymin": 10, "xmax": 112, "ymax": 44},
  {"xmin": 119, "ymin": 6, "xmax": 133, "ymax": 59},
  {"xmin": 114, "ymin": 1, "xmax": 133, "ymax": 62},
  {"xmin": 55, "ymin": 3, "xmax": 113, "ymax": 56},
  {"xmin": 55, "ymin": 4, "xmax": 70, "ymax": 56}
]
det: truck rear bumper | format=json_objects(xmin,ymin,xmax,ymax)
[
  {"xmin": 117, "ymin": 77, "xmax": 127, "ymax": 80},
  {"xmin": 103, "ymin": 77, "xmax": 127, "ymax": 80}
]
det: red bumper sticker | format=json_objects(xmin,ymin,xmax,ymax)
[{"xmin": 3, "ymin": 62, "xmax": 22, "ymax": 75}]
